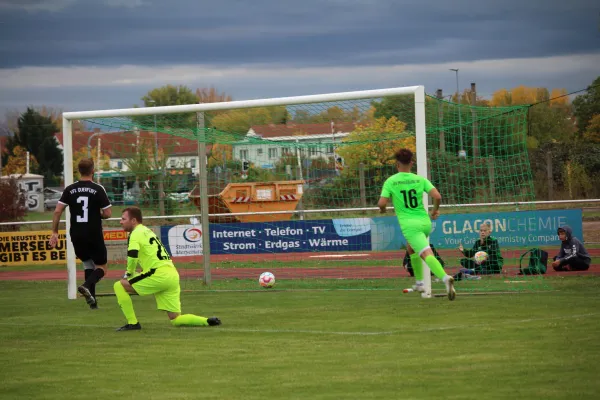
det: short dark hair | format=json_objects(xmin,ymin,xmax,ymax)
[
  {"xmin": 78, "ymin": 158, "xmax": 94, "ymax": 176},
  {"xmin": 394, "ymin": 148, "xmax": 414, "ymax": 165},
  {"xmin": 123, "ymin": 206, "xmax": 143, "ymax": 223}
]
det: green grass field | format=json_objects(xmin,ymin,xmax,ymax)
[{"xmin": 1, "ymin": 277, "xmax": 599, "ymax": 399}]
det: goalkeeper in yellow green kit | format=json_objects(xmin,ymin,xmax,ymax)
[
  {"xmin": 378, "ymin": 148, "xmax": 456, "ymax": 300},
  {"xmin": 113, "ymin": 207, "xmax": 221, "ymax": 331}
]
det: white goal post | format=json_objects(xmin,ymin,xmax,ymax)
[{"xmin": 62, "ymin": 86, "xmax": 430, "ymax": 299}]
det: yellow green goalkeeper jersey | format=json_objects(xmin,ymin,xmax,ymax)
[
  {"xmin": 127, "ymin": 224, "xmax": 174, "ymax": 275},
  {"xmin": 380, "ymin": 172, "xmax": 435, "ymax": 222}
]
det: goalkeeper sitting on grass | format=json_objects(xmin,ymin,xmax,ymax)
[
  {"xmin": 378, "ymin": 148, "xmax": 456, "ymax": 300},
  {"xmin": 455, "ymin": 223, "xmax": 503, "ymax": 281},
  {"xmin": 113, "ymin": 206, "xmax": 221, "ymax": 331}
]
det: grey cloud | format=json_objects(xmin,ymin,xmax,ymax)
[
  {"xmin": 0, "ymin": 0, "xmax": 598, "ymax": 117},
  {"xmin": 0, "ymin": 0, "xmax": 597, "ymax": 69},
  {"xmin": 1, "ymin": 53, "xmax": 598, "ymax": 116},
  {"xmin": 0, "ymin": 0, "xmax": 143, "ymax": 12}
]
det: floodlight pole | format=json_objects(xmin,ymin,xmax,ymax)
[{"xmin": 450, "ymin": 68, "xmax": 465, "ymax": 157}]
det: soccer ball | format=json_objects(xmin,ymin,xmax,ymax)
[
  {"xmin": 259, "ymin": 272, "xmax": 275, "ymax": 288},
  {"xmin": 474, "ymin": 251, "xmax": 488, "ymax": 265}
]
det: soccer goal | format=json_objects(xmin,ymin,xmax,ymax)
[{"xmin": 61, "ymin": 86, "xmax": 543, "ymax": 300}]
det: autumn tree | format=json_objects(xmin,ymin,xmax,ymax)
[
  {"xmin": 510, "ymin": 85, "xmax": 539, "ymax": 105},
  {"xmin": 536, "ymin": 88, "xmax": 550, "ymax": 103},
  {"xmin": 490, "ymin": 89, "xmax": 512, "ymax": 106},
  {"xmin": 3, "ymin": 145, "xmax": 40, "ymax": 175},
  {"xmin": 133, "ymin": 85, "xmax": 237, "ymax": 132},
  {"xmin": 0, "ymin": 178, "xmax": 26, "ymax": 231},
  {"xmin": 196, "ymin": 87, "xmax": 232, "ymax": 103},
  {"xmin": 491, "ymin": 86, "xmax": 568, "ymax": 107},
  {"xmin": 133, "ymin": 85, "xmax": 199, "ymax": 130},
  {"xmin": 337, "ymin": 116, "xmax": 414, "ymax": 171},
  {"xmin": 583, "ymin": 114, "xmax": 600, "ymax": 144},
  {"xmin": 207, "ymin": 143, "xmax": 233, "ymax": 169},
  {"xmin": 550, "ymin": 88, "xmax": 569, "ymax": 107},
  {"xmin": 5, "ymin": 108, "xmax": 62, "ymax": 182},
  {"xmin": 210, "ymin": 106, "xmax": 288, "ymax": 134},
  {"xmin": 306, "ymin": 117, "xmax": 413, "ymax": 208},
  {"xmin": 573, "ymin": 76, "xmax": 600, "ymax": 135},
  {"xmin": 371, "ymin": 95, "xmax": 415, "ymax": 129},
  {"xmin": 4, "ymin": 107, "xmax": 84, "ymax": 133},
  {"xmin": 449, "ymin": 89, "xmax": 478, "ymax": 105},
  {"xmin": 527, "ymin": 104, "xmax": 574, "ymax": 147},
  {"xmin": 72, "ymin": 146, "xmax": 110, "ymax": 180},
  {"xmin": 291, "ymin": 105, "xmax": 367, "ymax": 124}
]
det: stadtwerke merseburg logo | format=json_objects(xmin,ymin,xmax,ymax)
[{"xmin": 183, "ymin": 228, "xmax": 202, "ymax": 242}]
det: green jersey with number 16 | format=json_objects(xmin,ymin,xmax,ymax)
[
  {"xmin": 127, "ymin": 224, "xmax": 174, "ymax": 273},
  {"xmin": 380, "ymin": 172, "xmax": 435, "ymax": 222}
]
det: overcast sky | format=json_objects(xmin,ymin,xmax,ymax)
[{"xmin": 0, "ymin": 0, "xmax": 598, "ymax": 119}]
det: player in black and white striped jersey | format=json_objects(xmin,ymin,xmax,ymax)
[{"xmin": 49, "ymin": 158, "xmax": 112, "ymax": 309}]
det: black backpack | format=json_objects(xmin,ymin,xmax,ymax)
[{"xmin": 519, "ymin": 248, "xmax": 549, "ymax": 275}]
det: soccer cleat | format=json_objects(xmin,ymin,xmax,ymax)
[
  {"xmin": 116, "ymin": 323, "xmax": 142, "ymax": 331},
  {"xmin": 207, "ymin": 317, "xmax": 222, "ymax": 326},
  {"xmin": 413, "ymin": 283, "xmax": 426, "ymax": 293},
  {"xmin": 445, "ymin": 276, "xmax": 456, "ymax": 301},
  {"xmin": 78, "ymin": 285, "xmax": 96, "ymax": 306},
  {"xmin": 465, "ymin": 274, "xmax": 482, "ymax": 281},
  {"xmin": 89, "ymin": 302, "xmax": 98, "ymax": 310}
]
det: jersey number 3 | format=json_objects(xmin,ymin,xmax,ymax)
[
  {"xmin": 149, "ymin": 237, "xmax": 171, "ymax": 261},
  {"xmin": 400, "ymin": 189, "xmax": 418, "ymax": 209},
  {"xmin": 76, "ymin": 196, "xmax": 88, "ymax": 222}
]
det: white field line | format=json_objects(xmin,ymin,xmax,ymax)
[{"xmin": 308, "ymin": 254, "xmax": 370, "ymax": 258}]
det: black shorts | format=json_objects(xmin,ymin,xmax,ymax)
[{"xmin": 71, "ymin": 234, "xmax": 108, "ymax": 266}]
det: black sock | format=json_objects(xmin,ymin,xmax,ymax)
[
  {"xmin": 84, "ymin": 268, "xmax": 105, "ymax": 288},
  {"xmin": 84, "ymin": 269, "xmax": 96, "ymax": 297},
  {"xmin": 84, "ymin": 269, "xmax": 93, "ymax": 282}
]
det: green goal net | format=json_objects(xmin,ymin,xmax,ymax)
[{"xmin": 63, "ymin": 88, "xmax": 549, "ymax": 296}]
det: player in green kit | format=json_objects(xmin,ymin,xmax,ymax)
[
  {"xmin": 113, "ymin": 207, "xmax": 222, "ymax": 331},
  {"xmin": 378, "ymin": 148, "xmax": 456, "ymax": 300}
]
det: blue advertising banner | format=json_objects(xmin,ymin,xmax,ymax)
[
  {"xmin": 161, "ymin": 218, "xmax": 372, "ymax": 256},
  {"xmin": 370, "ymin": 209, "xmax": 583, "ymax": 251},
  {"xmin": 161, "ymin": 209, "xmax": 582, "ymax": 256}
]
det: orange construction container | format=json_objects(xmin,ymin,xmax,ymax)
[{"xmin": 189, "ymin": 180, "xmax": 304, "ymax": 223}]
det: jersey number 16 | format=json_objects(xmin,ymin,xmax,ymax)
[{"xmin": 400, "ymin": 189, "xmax": 418, "ymax": 209}]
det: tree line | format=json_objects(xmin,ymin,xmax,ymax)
[{"xmin": 2, "ymin": 77, "xmax": 599, "ymax": 209}]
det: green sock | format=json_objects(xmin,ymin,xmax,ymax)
[
  {"xmin": 171, "ymin": 314, "xmax": 209, "ymax": 327},
  {"xmin": 410, "ymin": 253, "xmax": 424, "ymax": 281},
  {"xmin": 425, "ymin": 254, "xmax": 447, "ymax": 280},
  {"xmin": 113, "ymin": 281, "xmax": 138, "ymax": 325}
]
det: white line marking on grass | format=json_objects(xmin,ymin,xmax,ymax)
[
  {"xmin": 0, "ymin": 313, "xmax": 597, "ymax": 336},
  {"xmin": 309, "ymin": 254, "xmax": 370, "ymax": 258},
  {"xmin": 218, "ymin": 328, "xmax": 396, "ymax": 335}
]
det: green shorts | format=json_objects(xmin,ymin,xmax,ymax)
[
  {"xmin": 129, "ymin": 266, "xmax": 181, "ymax": 313},
  {"xmin": 398, "ymin": 218, "xmax": 432, "ymax": 255}
]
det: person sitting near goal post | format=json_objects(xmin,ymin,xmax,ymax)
[
  {"xmin": 49, "ymin": 158, "xmax": 112, "ymax": 309},
  {"xmin": 455, "ymin": 223, "xmax": 503, "ymax": 281},
  {"xmin": 551, "ymin": 225, "xmax": 590, "ymax": 272}
]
